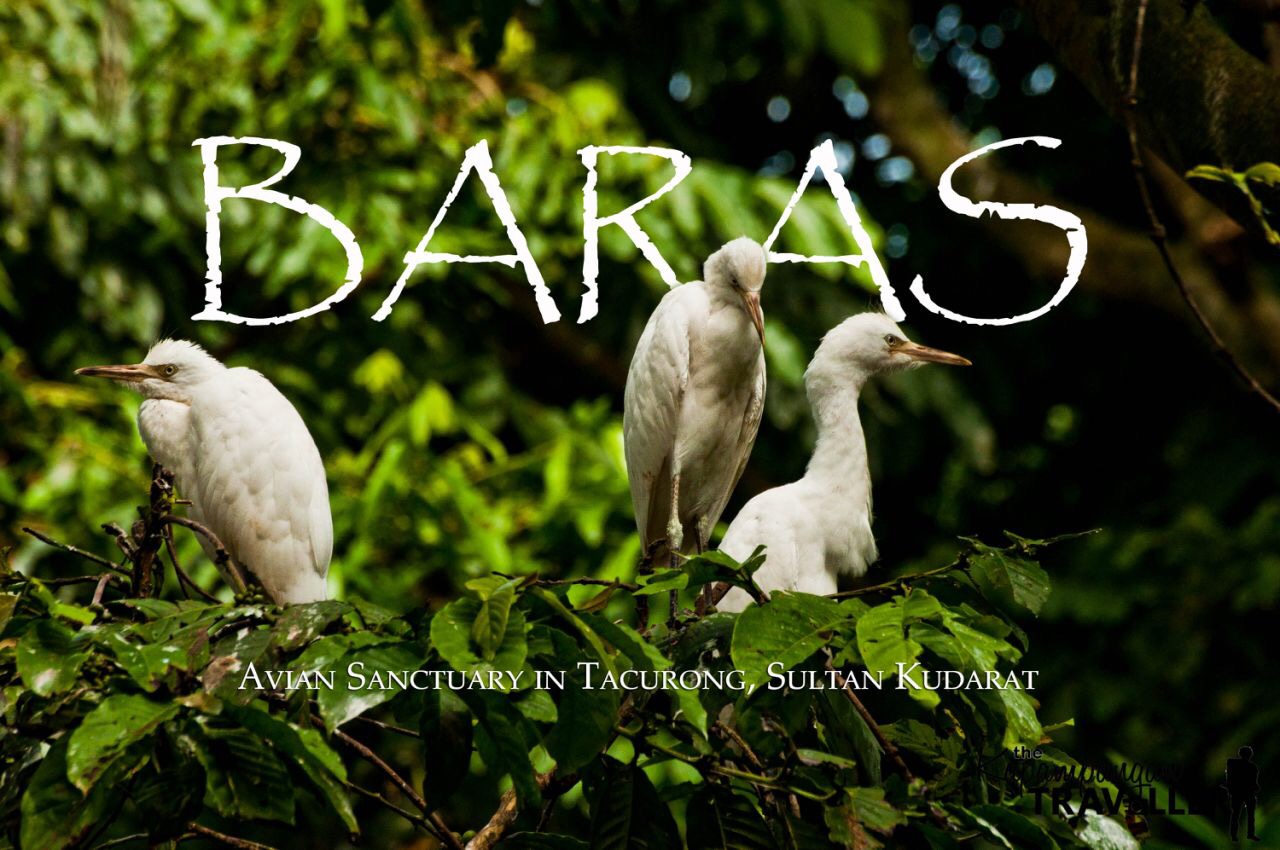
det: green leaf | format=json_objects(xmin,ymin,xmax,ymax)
[
  {"xmin": 67, "ymin": 694, "xmax": 179, "ymax": 792},
  {"xmin": 431, "ymin": 597, "xmax": 528, "ymax": 687},
  {"xmin": 466, "ymin": 577, "xmax": 520, "ymax": 660},
  {"xmin": 825, "ymin": 786, "xmax": 905, "ymax": 848},
  {"xmin": 461, "ymin": 690, "xmax": 541, "ymax": 808},
  {"xmin": 586, "ymin": 756, "xmax": 681, "ymax": 850},
  {"xmin": 731, "ymin": 592, "xmax": 850, "ymax": 688},
  {"xmin": 856, "ymin": 593, "xmax": 938, "ymax": 708},
  {"xmin": 1244, "ymin": 162, "xmax": 1280, "ymax": 187},
  {"xmin": 17, "ymin": 619, "xmax": 89, "ymax": 696},
  {"xmin": 582, "ymin": 613, "xmax": 707, "ymax": 735},
  {"xmin": 318, "ymin": 640, "xmax": 423, "ymax": 732},
  {"xmin": 542, "ymin": 629, "xmax": 617, "ymax": 771},
  {"xmin": 20, "ymin": 739, "xmax": 144, "ymax": 850},
  {"xmin": 190, "ymin": 718, "xmax": 296, "ymax": 824},
  {"xmin": 969, "ymin": 545, "xmax": 1051, "ymax": 615},
  {"xmin": 421, "ymin": 687, "xmax": 473, "ymax": 806},
  {"xmin": 227, "ymin": 705, "xmax": 358, "ymax": 834},
  {"xmin": 270, "ymin": 600, "xmax": 351, "ymax": 651},
  {"xmin": 817, "ymin": 688, "xmax": 883, "ymax": 785},
  {"xmin": 686, "ymin": 784, "xmax": 777, "ymax": 850}
]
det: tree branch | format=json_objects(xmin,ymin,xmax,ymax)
[
  {"xmin": 1119, "ymin": 0, "xmax": 1280, "ymax": 413},
  {"xmin": 331, "ymin": 728, "xmax": 464, "ymax": 850},
  {"xmin": 1018, "ymin": 0, "xmax": 1280, "ymax": 239},
  {"xmin": 464, "ymin": 769, "xmax": 558, "ymax": 850}
]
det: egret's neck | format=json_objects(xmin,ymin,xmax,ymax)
[{"xmin": 803, "ymin": 370, "xmax": 871, "ymax": 491}]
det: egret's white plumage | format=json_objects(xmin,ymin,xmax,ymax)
[
  {"xmin": 624, "ymin": 237, "xmax": 768, "ymax": 570},
  {"xmin": 78, "ymin": 340, "xmax": 331, "ymax": 604},
  {"xmin": 717, "ymin": 313, "xmax": 969, "ymax": 612}
]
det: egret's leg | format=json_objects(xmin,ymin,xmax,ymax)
[{"xmin": 667, "ymin": 474, "xmax": 682, "ymax": 624}]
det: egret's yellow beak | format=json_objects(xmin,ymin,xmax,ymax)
[
  {"xmin": 899, "ymin": 341, "xmax": 971, "ymax": 366},
  {"xmin": 75, "ymin": 363, "xmax": 159, "ymax": 382},
  {"xmin": 740, "ymin": 290, "xmax": 766, "ymax": 348}
]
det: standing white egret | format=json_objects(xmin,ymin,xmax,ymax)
[
  {"xmin": 624, "ymin": 237, "xmax": 768, "ymax": 618},
  {"xmin": 77, "ymin": 339, "xmax": 331, "ymax": 604},
  {"xmin": 716, "ymin": 313, "xmax": 969, "ymax": 613}
]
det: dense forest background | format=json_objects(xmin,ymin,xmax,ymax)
[{"xmin": 3, "ymin": 0, "xmax": 1279, "ymax": 847}]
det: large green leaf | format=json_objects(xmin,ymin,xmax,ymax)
[
  {"xmin": 317, "ymin": 640, "xmax": 423, "ymax": 732},
  {"xmin": 542, "ymin": 628, "xmax": 617, "ymax": 771},
  {"xmin": 20, "ymin": 739, "xmax": 145, "ymax": 850},
  {"xmin": 586, "ymin": 757, "xmax": 680, "ymax": 850},
  {"xmin": 270, "ymin": 600, "xmax": 351, "ymax": 651},
  {"xmin": 431, "ymin": 596, "xmax": 528, "ymax": 687},
  {"xmin": 67, "ymin": 694, "xmax": 179, "ymax": 792},
  {"xmin": 582, "ymin": 612, "xmax": 707, "ymax": 735},
  {"xmin": 968, "ymin": 545, "xmax": 1051, "ymax": 615},
  {"xmin": 825, "ymin": 787, "xmax": 905, "ymax": 849},
  {"xmin": 466, "ymin": 576, "xmax": 520, "ymax": 660},
  {"xmin": 686, "ymin": 784, "xmax": 777, "ymax": 850},
  {"xmin": 190, "ymin": 718, "xmax": 296, "ymax": 824},
  {"xmin": 421, "ymin": 686, "xmax": 473, "ymax": 806},
  {"xmin": 16, "ymin": 620, "xmax": 89, "ymax": 697},
  {"xmin": 731, "ymin": 592, "xmax": 851, "ymax": 688},
  {"xmin": 228, "ymin": 705, "xmax": 358, "ymax": 834},
  {"xmin": 855, "ymin": 592, "xmax": 941, "ymax": 708}
]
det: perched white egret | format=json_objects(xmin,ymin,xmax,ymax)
[
  {"xmin": 717, "ymin": 313, "xmax": 969, "ymax": 613},
  {"xmin": 624, "ymin": 237, "xmax": 768, "ymax": 613},
  {"xmin": 77, "ymin": 340, "xmax": 331, "ymax": 604}
]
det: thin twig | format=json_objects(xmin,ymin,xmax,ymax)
[
  {"xmin": 1122, "ymin": 0, "xmax": 1280, "ymax": 415},
  {"xmin": 160, "ymin": 515, "xmax": 248, "ymax": 595},
  {"xmin": 352, "ymin": 715, "xmax": 422, "ymax": 738},
  {"xmin": 91, "ymin": 573, "xmax": 115, "ymax": 607},
  {"xmin": 89, "ymin": 832, "xmax": 151, "ymax": 849},
  {"xmin": 21, "ymin": 527, "xmax": 128, "ymax": 574},
  {"xmin": 331, "ymin": 728, "xmax": 464, "ymax": 850},
  {"xmin": 164, "ymin": 526, "xmax": 220, "ymax": 603},
  {"xmin": 713, "ymin": 720, "xmax": 766, "ymax": 771},
  {"xmin": 186, "ymin": 823, "xmax": 278, "ymax": 850},
  {"xmin": 346, "ymin": 781, "xmax": 447, "ymax": 841},
  {"xmin": 823, "ymin": 658, "xmax": 914, "ymax": 782},
  {"xmin": 828, "ymin": 559, "xmax": 965, "ymax": 599}
]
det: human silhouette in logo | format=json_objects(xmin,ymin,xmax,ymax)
[{"xmin": 1224, "ymin": 746, "xmax": 1261, "ymax": 842}]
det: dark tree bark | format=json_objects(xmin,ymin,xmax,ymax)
[
  {"xmin": 1017, "ymin": 0, "xmax": 1280, "ymax": 236},
  {"xmin": 867, "ymin": 9, "xmax": 1280, "ymax": 381}
]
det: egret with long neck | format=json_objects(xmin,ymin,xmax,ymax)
[
  {"xmin": 624, "ymin": 237, "xmax": 768, "ymax": 621},
  {"xmin": 717, "ymin": 313, "xmax": 969, "ymax": 612},
  {"xmin": 77, "ymin": 339, "xmax": 332, "ymax": 604}
]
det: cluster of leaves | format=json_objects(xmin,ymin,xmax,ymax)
[
  {"xmin": 1187, "ymin": 162, "xmax": 1280, "ymax": 247},
  {"xmin": 0, "ymin": 529, "xmax": 1134, "ymax": 850}
]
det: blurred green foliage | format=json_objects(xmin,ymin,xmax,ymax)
[{"xmin": 2, "ymin": 0, "xmax": 1279, "ymax": 848}]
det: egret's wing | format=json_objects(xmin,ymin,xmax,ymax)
[
  {"xmin": 189, "ymin": 369, "xmax": 332, "ymax": 603},
  {"xmin": 706, "ymin": 347, "xmax": 766, "ymax": 535},
  {"xmin": 623, "ymin": 285, "xmax": 700, "ymax": 548}
]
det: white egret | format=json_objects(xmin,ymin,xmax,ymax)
[
  {"xmin": 77, "ymin": 339, "xmax": 331, "ymax": 604},
  {"xmin": 624, "ymin": 237, "xmax": 768, "ymax": 617},
  {"xmin": 716, "ymin": 313, "xmax": 969, "ymax": 613}
]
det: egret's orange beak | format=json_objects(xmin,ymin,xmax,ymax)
[
  {"xmin": 899, "ymin": 341, "xmax": 971, "ymax": 366},
  {"xmin": 75, "ymin": 363, "xmax": 159, "ymax": 382},
  {"xmin": 740, "ymin": 290, "xmax": 766, "ymax": 348}
]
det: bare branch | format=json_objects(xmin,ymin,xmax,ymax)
[
  {"xmin": 1121, "ymin": 0, "xmax": 1280, "ymax": 415},
  {"xmin": 186, "ymin": 823, "xmax": 278, "ymax": 850},
  {"xmin": 331, "ymin": 729, "xmax": 464, "ymax": 850},
  {"xmin": 21, "ymin": 527, "xmax": 128, "ymax": 574},
  {"xmin": 160, "ymin": 515, "xmax": 248, "ymax": 595}
]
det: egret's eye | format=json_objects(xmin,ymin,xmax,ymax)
[
  {"xmin": 885, "ymin": 335, "xmax": 904, "ymax": 348},
  {"xmin": 161, "ymin": 364, "xmax": 178, "ymax": 377}
]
